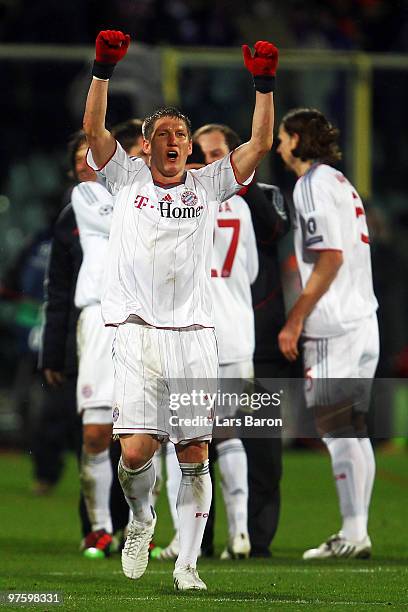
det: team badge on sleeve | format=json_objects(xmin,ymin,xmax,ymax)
[
  {"xmin": 82, "ymin": 385, "xmax": 93, "ymax": 398},
  {"xmin": 181, "ymin": 190, "xmax": 198, "ymax": 207},
  {"xmin": 304, "ymin": 215, "xmax": 323, "ymax": 247},
  {"xmin": 307, "ymin": 217, "xmax": 317, "ymax": 234},
  {"xmin": 112, "ymin": 404, "xmax": 120, "ymax": 422},
  {"xmin": 99, "ymin": 204, "xmax": 113, "ymax": 216}
]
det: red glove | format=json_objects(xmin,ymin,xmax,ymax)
[
  {"xmin": 242, "ymin": 40, "xmax": 279, "ymax": 93},
  {"xmin": 96, "ymin": 30, "xmax": 130, "ymax": 64},
  {"xmin": 93, "ymin": 30, "xmax": 130, "ymax": 80}
]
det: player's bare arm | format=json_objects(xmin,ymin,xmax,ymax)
[
  {"xmin": 83, "ymin": 30, "xmax": 130, "ymax": 168},
  {"xmin": 278, "ymin": 250, "xmax": 343, "ymax": 361},
  {"xmin": 231, "ymin": 41, "xmax": 278, "ymax": 183}
]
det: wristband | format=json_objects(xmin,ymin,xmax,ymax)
[
  {"xmin": 253, "ymin": 75, "xmax": 275, "ymax": 93},
  {"xmin": 92, "ymin": 60, "xmax": 116, "ymax": 80}
]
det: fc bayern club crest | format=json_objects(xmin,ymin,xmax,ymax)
[
  {"xmin": 112, "ymin": 405, "xmax": 120, "ymax": 422},
  {"xmin": 181, "ymin": 190, "xmax": 198, "ymax": 207},
  {"xmin": 82, "ymin": 385, "xmax": 93, "ymax": 398}
]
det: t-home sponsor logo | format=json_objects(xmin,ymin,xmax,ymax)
[{"xmin": 159, "ymin": 200, "xmax": 203, "ymax": 219}]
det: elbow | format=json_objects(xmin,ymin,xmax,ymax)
[
  {"xmin": 251, "ymin": 140, "xmax": 272, "ymax": 162},
  {"xmin": 250, "ymin": 130, "xmax": 273, "ymax": 156},
  {"xmin": 329, "ymin": 252, "xmax": 343, "ymax": 281},
  {"xmin": 82, "ymin": 116, "xmax": 96, "ymax": 141},
  {"xmin": 334, "ymin": 251, "xmax": 344, "ymax": 270},
  {"xmin": 82, "ymin": 115, "xmax": 104, "ymax": 142},
  {"xmin": 260, "ymin": 126, "xmax": 274, "ymax": 153},
  {"xmin": 257, "ymin": 135, "xmax": 273, "ymax": 155}
]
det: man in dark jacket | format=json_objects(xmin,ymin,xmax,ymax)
[
  {"xmin": 35, "ymin": 199, "xmax": 83, "ymax": 495},
  {"xmin": 245, "ymin": 179, "xmax": 297, "ymax": 557}
]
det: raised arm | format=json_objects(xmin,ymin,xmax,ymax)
[
  {"xmin": 231, "ymin": 41, "xmax": 279, "ymax": 183},
  {"xmin": 83, "ymin": 30, "xmax": 130, "ymax": 168}
]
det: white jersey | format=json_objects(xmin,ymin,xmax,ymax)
[
  {"xmin": 293, "ymin": 163, "xmax": 378, "ymax": 337},
  {"xmin": 87, "ymin": 142, "xmax": 252, "ymax": 327},
  {"xmin": 71, "ymin": 181, "xmax": 113, "ymax": 308},
  {"xmin": 211, "ymin": 195, "xmax": 258, "ymax": 364}
]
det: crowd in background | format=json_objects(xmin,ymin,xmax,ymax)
[{"xmin": 2, "ymin": 0, "xmax": 408, "ymax": 51}]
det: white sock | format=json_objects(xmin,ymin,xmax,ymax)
[
  {"xmin": 358, "ymin": 437, "xmax": 376, "ymax": 528},
  {"xmin": 151, "ymin": 447, "xmax": 163, "ymax": 508},
  {"xmin": 165, "ymin": 443, "xmax": 181, "ymax": 532},
  {"xmin": 216, "ymin": 439, "xmax": 249, "ymax": 538},
  {"xmin": 80, "ymin": 448, "xmax": 113, "ymax": 533},
  {"xmin": 175, "ymin": 461, "xmax": 212, "ymax": 569},
  {"xmin": 323, "ymin": 436, "xmax": 367, "ymax": 541},
  {"xmin": 118, "ymin": 457, "xmax": 156, "ymax": 526}
]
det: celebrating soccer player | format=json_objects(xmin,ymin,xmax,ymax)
[{"xmin": 82, "ymin": 31, "xmax": 278, "ymax": 591}]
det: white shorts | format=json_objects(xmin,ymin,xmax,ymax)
[
  {"xmin": 217, "ymin": 359, "xmax": 254, "ymax": 418},
  {"xmin": 76, "ymin": 304, "xmax": 115, "ymax": 417},
  {"xmin": 112, "ymin": 322, "xmax": 218, "ymax": 444},
  {"xmin": 302, "ymin": 313, "xmax": 379, "ymax": 410}
]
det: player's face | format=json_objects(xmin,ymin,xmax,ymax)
[
  {"xmin": 277, "ymin": 125, "xmax": 298, "ymax": 171},
  {"xmin": 144, "ymin": 117, "xmax": 192, "ymax": 182},
  {"xmin": 75, "ymin": 144, "xmax": 97, "ymax": 182},
  {"xmin": 196, "ymin": 131, "xmax": 229, "ymax": 164}
]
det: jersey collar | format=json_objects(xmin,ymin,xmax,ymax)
[{"xmin": 153, "ymin": 172, "xmax": 187, "ymax": 189}]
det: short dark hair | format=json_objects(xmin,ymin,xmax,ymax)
[
  {"xmin": 142, "ymin": 107, "xmax": 192, "ymax": 141},
  {"xmin": 67, "ymin": 129, "xmax": 87, "ymax": 182},
  {"xmin": 112, "ymin": 118, "xmax": 143, "ymax": 153},
  {"xmin": 281, "ymin": 108, "xmax": 342, "ymax": 165},
  {"xmin": 192, "ymin": 123, "xmax": 241, "ymax": 152}
]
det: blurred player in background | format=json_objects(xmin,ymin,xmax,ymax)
[
  {"xmin": 242, "ymin": 165, "xmax": 291, "ymax": 558},
  {"xmin": 162, "ymin": 124, "xmax": 259, "ymax": 561},
  {"xmin": 195, "ymin": 124, "xmax": 257, "ymax": 560},
  {"xmin": 39, "ymin": 131, "xmax": 95, "ymax": 538},
  {"xmin": 195, "ymin": 124, "xmax": 291, "ymax": 559},
  {"xmin": 277, "ymin": 108, "xmax": 379, "ymax": 559},
  {"xmin": 82, "ymin": 29, "xmax": 278, "ymax": 591},
  {"xmin": 72, "ymin": 119, "xmax": 149, "ymax": 557}
]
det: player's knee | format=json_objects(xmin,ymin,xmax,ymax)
[
  {"xmin": 176, "ymin": 441, "xmax": 208, "ymax": 463},
  {"xmin": 83, "ymin": 425, "xmax": 111, "ymax": 453},
  {"xmin": 121, "ymin": 446, "xmax": 153, "ymax": 470}
]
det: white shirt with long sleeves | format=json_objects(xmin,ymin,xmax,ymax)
[
  {"xmin": 71, "ymin": 180, "xmax": 113, "ymax": 309},
  {"xmin": 293, "ymin": 163, "xmax": 378, "ymax": 337}
]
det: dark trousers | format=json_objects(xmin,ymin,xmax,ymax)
[
  {"xmin": 32, "ymin": 375, "xmax": 128, "ymax": 537},
  {"xmin": 31, "ymin": 375, "xmax": 82, "ymax": 485}
]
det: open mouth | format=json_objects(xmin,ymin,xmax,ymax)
[{"xmin": 167, "ymin": 150, "xmax": 178, "ymax": 160}]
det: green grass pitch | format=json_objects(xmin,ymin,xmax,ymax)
[{"xmin": 0, "ymin": 448, "xmax": 407, "ymax": 610}]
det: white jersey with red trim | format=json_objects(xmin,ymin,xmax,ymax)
[
  {"xmin": 211, "ymin": 195, "xmax": 258, "ymax": 364},
  {"xmin": 87, "ymin": 142, "xmax": 252, "ymax": 327},
  {"xmin": 293, "ymin": 163, "xmax": 378, "ymax": 337},
  {"xmin": 71, "ymin": 180, "xmax": 114, "ymax": 308}
]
